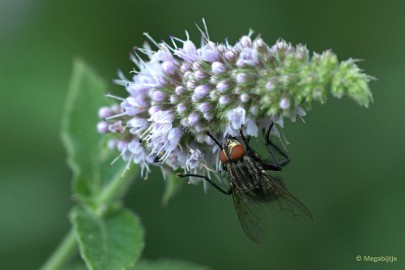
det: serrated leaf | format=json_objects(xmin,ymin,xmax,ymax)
[
  {"xmin": 61, "ymin": 59, "xmax": 107, "ymax": 197},
  {"xmin": 71, "ymin": 206, "xmax": 144, "ymax": 270},
  {"xmin": 132, "ymin": 259, "xmax": 210, "ymax": 270},
  {"xmin": 162, "ymin": 172, "xmax": 184, "ymax": 206}
]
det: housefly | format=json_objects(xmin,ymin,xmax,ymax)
[{"xmin": 178, "ymin": 123, "xmax": 312, "ymax": 244}]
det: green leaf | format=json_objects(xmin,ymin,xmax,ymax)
[
  {"xmin": 132, "ymin": 259, "xmax": 210, "ymax": 270},
  {"xmin": 61, "ymin": 59, "xmax": 107, "ymax": 197},
  {"xmin": 162, "ymin": 172, "xmax": 184, "ymax": 206},
  {"xmin": 71, "ymin": 206, "xmax": 144, "ymax": 270}
]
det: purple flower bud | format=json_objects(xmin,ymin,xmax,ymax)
[
  {"xmin": 211, "ymin": 62, "xmax": 226, "ymax": 74},
  {"xmin": 194, "ymin": 70, "xmax": 206, "ymax": 80},
  {"xmin": 192, "ymin": 85, "xmax": 210, "ymax": 102},
  {"xmin": 152, "ymin": 91, "xmax": 165, "ymax": 102},
  {"xmin": 180, "ymin": 63, "xmax": 191, "ymax": 73},
  {"xmin": 198, "ymin": 41, "xmax": 219, "ymax": 62},
  {"xmin": 240, "ymin": 36, "xmax": 252, "ymax": 47},
  {"xmin": 148, "ymin": 106, "xmax": 160, "ymax": 115},
  {"xmin": 279, "ymin": 95, "xmax": 290, "ymax": 109},
  {"xmin": 175, "ymin": 40, "xmax": 198, "ymax": 62},
  {"xmin": 236, "ymin": 73, "xmax": 247, "ymax": 83},
  {"xmin": 169, "ymin": 95, "xmax": 177, "ymax": 104},
  {"xmin": 98, "ymin": 107, "xmax": 112, "ymax": 118},
  {"xmin": 186, "ymin": 81, "xmax": 196, "ymax": 90},
  {"xmin": 176, "ymin": 103, "xmax": 187, "ymax": 113},
  {"xmin": 203, "ymin": 112, "xmax": 213, "ymax": 121},
  {"xmin": 198, "ymin": 102, "xmax": 212, "ymax": 113},
  {"xmin": 265, "ymin": 79, "xmax": 276, "ymax": 91},
  {"xmin": 255, "ymin": 38, "xmax": 265, "ymax": 48},
  {"xmin": 175, "ymin": 86, "xmax": 185, "ymax": 95},
  {"xmin": 97, "ymin": 121, "xmax": 109, "ymax": 133},
  {"xmin": 209, "ymin": 76, "xmax": 218, "ymax": 84},
  {"xmin": 192, "ymin": 62, "xmax": 201, "ymax": 70},
  {"xmin": 188, "ymin": 112, "xmax": 200, "ymax": 125},
  {"xmin": 217, "ymin": 44, "xmax": 226, "ymax": 53},
  {"xmin": 161, "ymin": 61, "xmax": 176, "ymax": 75},
  {"xmin": 216, "ymin": 81, "xmax": 229, "ymax": 93},
  {"xmin": 240, "ymin": 93, "xmax": 250, "ymax": 103},
  {"xmin": 224, "ymin": 51, "xmax": 235, "ymax": 62},
  {"xmin": 219, "ymin": 95, "xmax": 231, "ymax": 105}
]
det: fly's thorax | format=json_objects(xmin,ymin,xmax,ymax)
[{"xmin": 219, "ymin": 138, "xmax": 245, "ymax": 164}]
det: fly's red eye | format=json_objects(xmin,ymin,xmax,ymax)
[
  {"xmin": 219, "ymin": 149, "xmax": 228, "ymax": 163},
  {"xmin": 230, "ymin": 144, "xmax": 244, "ymax": 160}
]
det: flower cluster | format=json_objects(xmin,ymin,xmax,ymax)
[{"xmin": 97, "ymin": 23, "xmax": 372, "ymax": 179}]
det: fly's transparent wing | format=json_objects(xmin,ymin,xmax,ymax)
[
  {"xmin": 232, "ymin": 189, "xmax": 267, "ymax": 244},
  {"xmin": 262, "ymin": 175, "xmax": 313, "ymax": 222}
]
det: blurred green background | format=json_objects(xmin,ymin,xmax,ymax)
[{"xmin": 1, "ymin": 0, "xmax": 404, "ymax": 269}]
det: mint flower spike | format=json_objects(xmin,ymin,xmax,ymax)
[{"xmin": 98, "ymin": 21, "xmax": 373, "ymax": 180}]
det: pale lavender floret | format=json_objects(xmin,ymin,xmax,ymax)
[
  {"xmin": 176, "ymin": 103, "xmax": 187, "ymax": 113},
  {"xmin": 98, "ymin": 107, "xmax": 112, "ymax": 118},
  {"xmin": 169, "ymin": 95, "xmax": 178, "ymax": 104},
  {"xmin": 175, "ymin": 86, "xmax": 185, "ymax": 95},
  {"xmin": 128, "ymin": 118, "xmax": 148, "ymax": 135},
  {"xmin": 109, "ymin": 121, "xmax": 124, "ymax": 133},
  {"xmin": 237, "ymin": 47, "xmax": 259, "ymax": 66},
  {"xmin": 265, "ymin": 79, "xmax": 276, "ymax": 91},
  {"xmin": 180, "ymin": 63, "xmax": 191, "ymax": 73},
  {"xmin": 121, "ymin": 96, "xmax": 147, "ymax": 116},
  {"xmin": 211, "ymin": 62, "xmax": 226, "ymax": 74},
  {"xmin": 240, "ymin": 93, "xmax": 250, "ymax": 103},
  {"xmin": 175, "ymin": 40, "xmax": 198, "ymax": 62},
  {"xmin": 224, "ymin": 50, "xmax": 236, "ymax": 62},
  {"xmin": 152, "ymin": 91, "xmax": 165, "ymax": 102},
  {"xmin": 239, "ymin": 36, "xmax": 252, "ymax": 47},
  {"xmin": 194, "ymin": 70, "xmax": 206, "ymax": 80},
  {"xmin": 250, "ymin": 105, "xmax": 258, "ymax": 116},
  {"xmin": 192, "ymin": 85, "xmax": 210, "ymax": 102},
  {"xmin": 203, "ymin": 112, "xmax": 213, "ymax": 121},
  {"xmin": 216, "ymin": 80, "xmax": 229, "ymax": 93},
  {"xmin": 148, "ymin": 106, "xmax": 160, "ymax": 115},
  {"xmin": 245, "ymin": 117, "xmax": 258, "ymax": 136},
  {"xmin": 97, "ymin": 122, "xmax": 109, "ymax": 133},
  {"xmin": 186, "ymin": 149, "xmax": 203, "ymax": 170},
  {"xmin": 197, "ymin": 41, "xmax": 219, "ymax": 62},
  {"xmin": 188, "ymin": 112, "xmax": 200, "ymax": 125},
  {"xmin": 192, "ymin": 62, "xmax": 201, "ymax": 70},
  {"xmin": 198, "ymin": 102, "xmax": 212, "ymax": 113},
  {"xmin": 161, "ymin": 61, "xmax": 176, "ymax": 75},
  {"xmin": 227, "ymin": 107, "xmax": 246, "ymax": 129},
  {"xmin": 107, "ymin": 139, "xmax": 117, "ymax": 150},
  {"xmin": 279, "ymin": 94, "xmax": 290, "ymax": 109},
  {"xmin": 159, "ymin": 127, "xmax": 184, "ymax": 162},
  {"xmin": 186, "ymin": 81, "xmax": 196, "ymax": 90},
  {"xmin": 128, "ymin": 139, "xmax": 144, "ymax": 154},
  {"xmin": 236, "ymin": 73, "xmax": 247, "ymax": 83},
  {"xmin": 218, "ymin": 95, "xmax": 231, "ymax": 105}
]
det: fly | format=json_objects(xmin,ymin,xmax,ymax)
[{"xmin": 177, "ymin": 123, "xmax": 312, "ymax": 244}]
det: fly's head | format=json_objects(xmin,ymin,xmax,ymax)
[{"xmin": 219, "ymin": 138, "xmax": 245, "ymax": 164}]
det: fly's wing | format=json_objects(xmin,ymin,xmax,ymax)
[
  {"xmin": 262, "ymin": 175, "xmax": 313, "ymax": 222},
  {"xmin": 232, "ymin": 188, "xmax": 267, "ymax": 244}
]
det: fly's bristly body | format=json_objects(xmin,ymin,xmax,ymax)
[{"xmin": 178, "ymin": 123, "xmax": 312, "ymax": 244}]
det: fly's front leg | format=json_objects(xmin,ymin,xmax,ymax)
[
  {"xmin": 264, "ymin": 123, "xmax": 290, "ymax": 170},
  {"xmin": 177, "ymin": 173, "xmax": 232, "ymax": 195}
]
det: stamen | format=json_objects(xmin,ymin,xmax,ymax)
[{"xmin": 105, "ymin": 92, "xmax": 125, "ymax": 101}]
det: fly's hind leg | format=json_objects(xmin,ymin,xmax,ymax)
[{"xmin": 177, "ymin": 173, "xmax": 232, "ymax": 195}]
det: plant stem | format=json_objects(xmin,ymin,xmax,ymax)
[{"xmin": 40, "ymin": 229, "xmax": 77, "ymax": 270}]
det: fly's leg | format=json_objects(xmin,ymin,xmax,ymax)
[
  {"xmin": 263, "ymin": 123, "xmax": 290, "ymax": 170},
  {"xmin": 239, "ymin": 129, "xmax": 256, "ymax": 157},
  {"xmin": 177, "ymin": 173, "xmax": 232, "ymax": 195}
]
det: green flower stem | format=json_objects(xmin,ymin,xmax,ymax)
[{"xmin": 40, "ymin": 229, "xmax": 76, "ymax": 270}]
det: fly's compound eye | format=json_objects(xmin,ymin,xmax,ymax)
[
  {"xmin": 230, "ymin": 144, "xmax": 244, "ymax": 160},
  {"xmin": 219, "ymin": 149, "xmax": 228, "ymax": 163}
]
